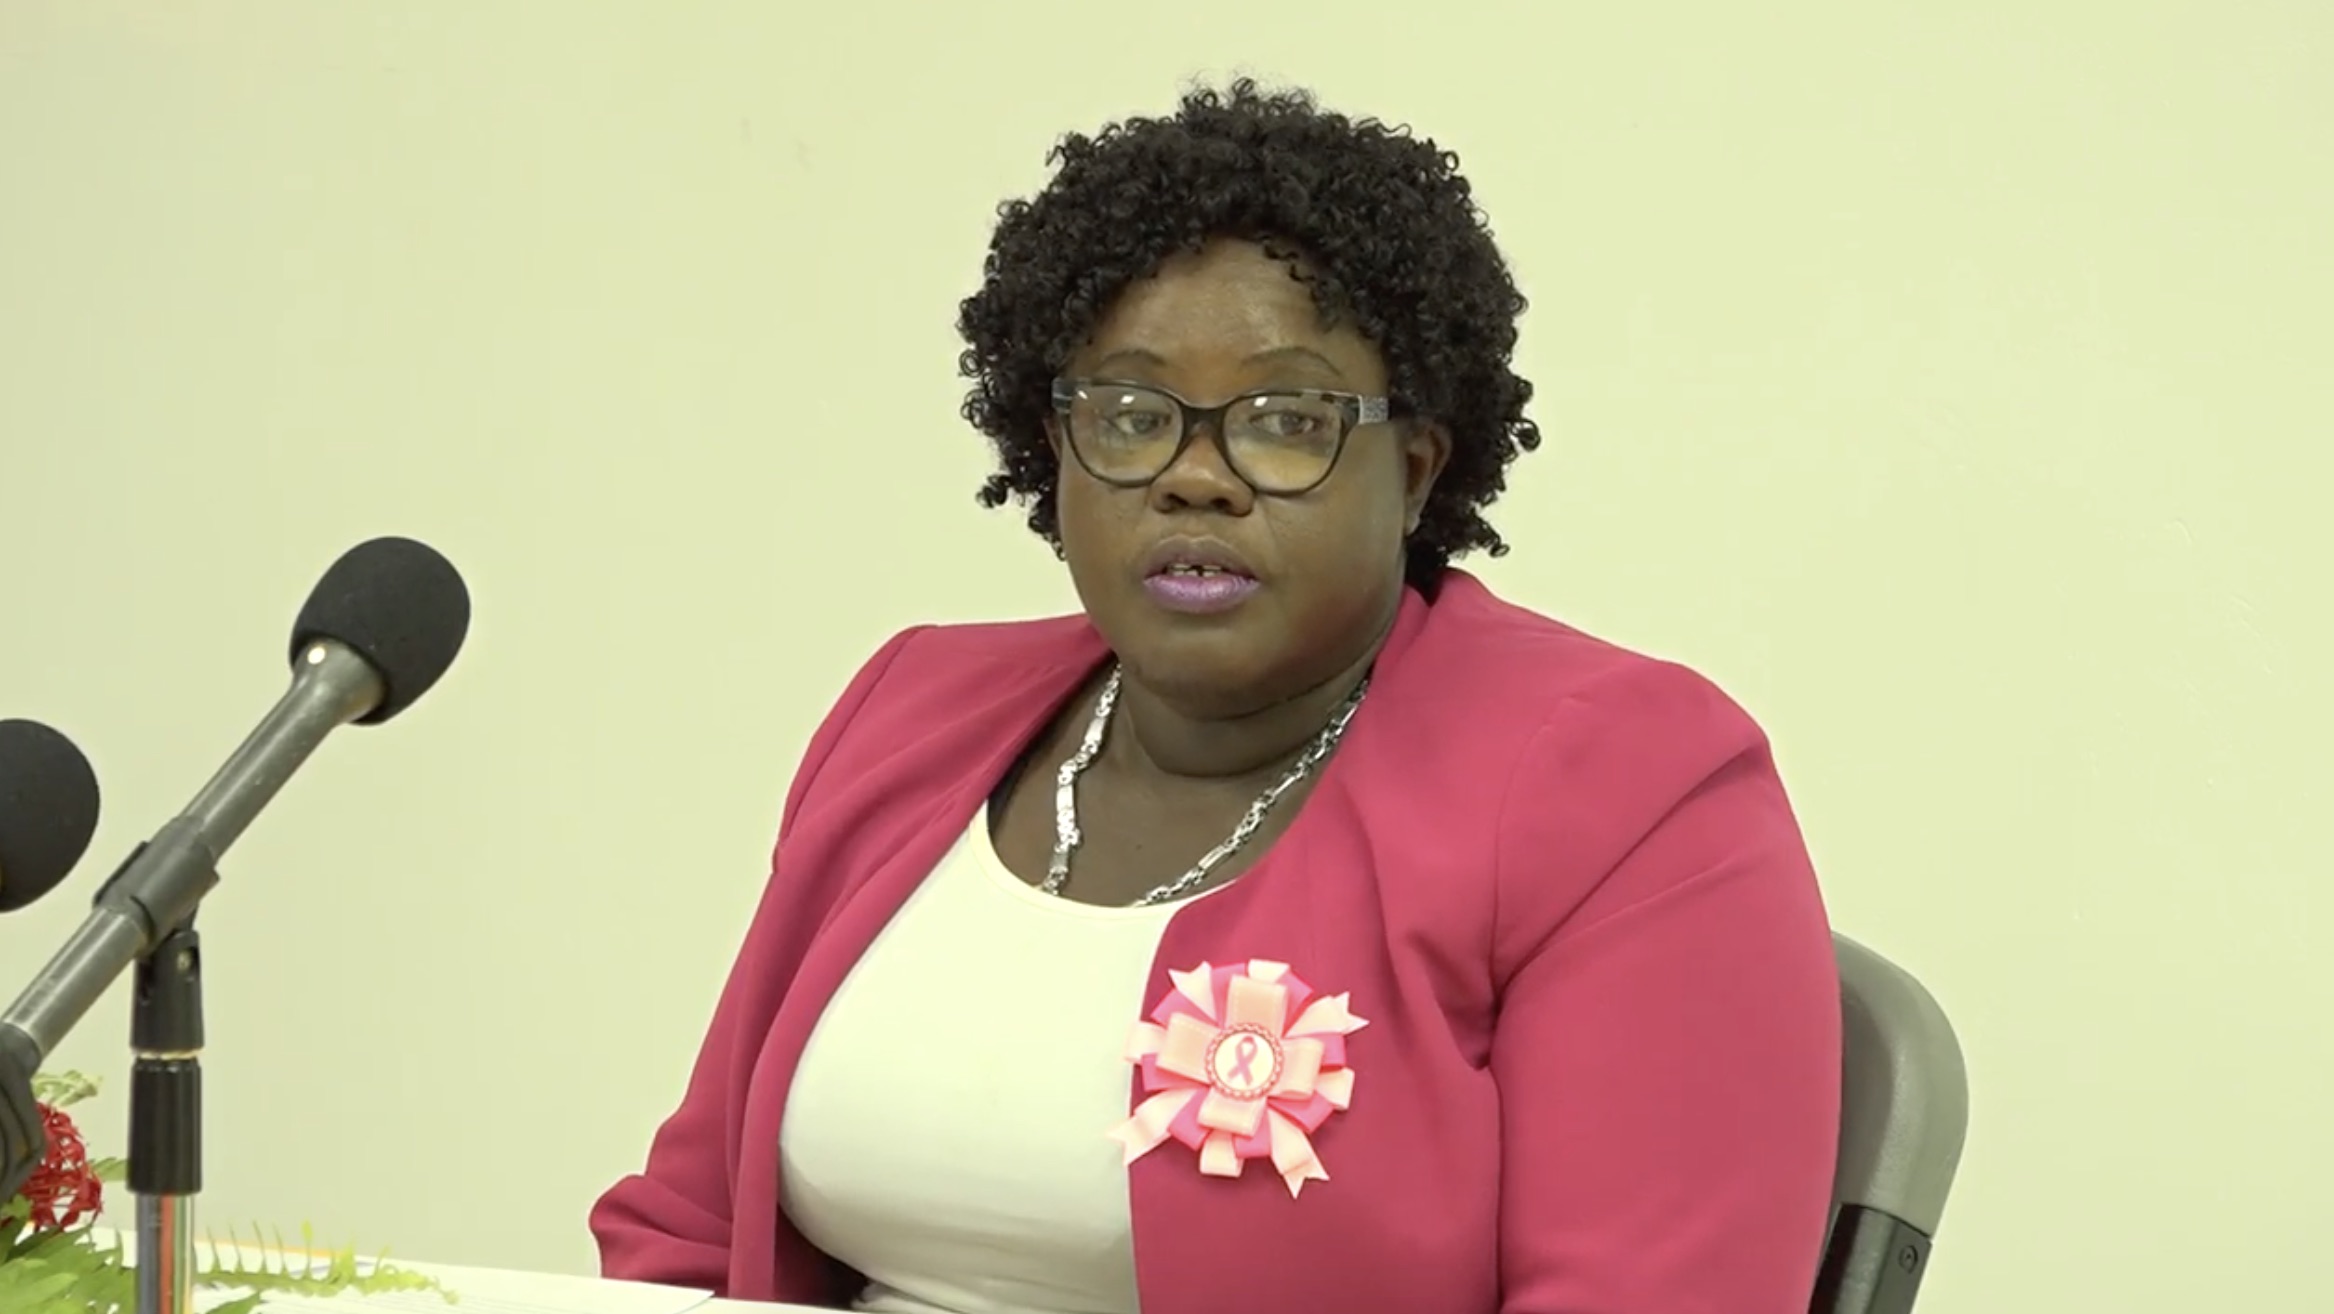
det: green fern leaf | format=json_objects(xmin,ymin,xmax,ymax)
[
  {"xmin": 181, "ymin": 1218, "xmax": 453, "ymax": 1304},
  {"xmin": 5, "ymin": 1071, "xmax": 455, "ymax": 1310},
  {"xmin": 0, "ymin": 1257, "xmax": 83, "ymax": 1306},
  {"xmin": 28, "ymin": 1071, "xmax": 99, "ymax": 1109}
]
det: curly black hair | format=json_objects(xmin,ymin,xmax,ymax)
[{"xmin": 956, "ymin": 79, "xmax": 1541, "ymax": 585}]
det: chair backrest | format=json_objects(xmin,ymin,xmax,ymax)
[{"xmin": 1810, "ymin": 933, "xmax": 1970, "ymax": 1314}]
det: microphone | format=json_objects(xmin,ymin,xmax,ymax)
[
  {"xmin": 0, "ymin": 718, "xmax": 103, "ymax": 913},
  {"xmin": 0, "ymin": 536, "xmax": 469, "ymax": 1213},
  {"xmin": 0, "ymin": 718, "xmax": 101, "ymax": 1224}
]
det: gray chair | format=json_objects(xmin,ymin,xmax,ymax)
[{"xmin": 1811, "ymin": 933, "xmax": 1970, "ymax": 1314}]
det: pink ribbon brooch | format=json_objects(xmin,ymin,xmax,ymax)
[{"xmin": 1109, "ymin": 958, "xmax": 1367, "ymax": 1197}]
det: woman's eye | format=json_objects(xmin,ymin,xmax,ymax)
[{"xmin": 1108, "ymin": 411, "xmax": 1168, "ymax": 436}]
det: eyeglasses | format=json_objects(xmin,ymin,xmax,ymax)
[{"xmin": 1051, "ymin": 378, "xmax": 1393, "ymax": 496}]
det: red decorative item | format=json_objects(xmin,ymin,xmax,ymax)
[{"xmin": 20, "ymin": 1102, "xmax": 104, "ymax": 1232}]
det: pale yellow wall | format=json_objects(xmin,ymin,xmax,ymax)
[{"xmin": 3, "ymin": 3, "xmax": 2328, "ymax": 1310}]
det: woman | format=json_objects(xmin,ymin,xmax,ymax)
[{"xmin": 592, "ymin": 81, "xmax": 1840, "ymax": 1313}]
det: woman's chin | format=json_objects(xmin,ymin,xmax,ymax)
[{"xmin": 1115, "ymin": 639, "xmax": 1288, "ymax": 719}]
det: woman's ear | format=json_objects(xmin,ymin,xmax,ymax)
[{"xmin": 1399, "ymin": 420, "xmax": 1452, "ymax": 531}]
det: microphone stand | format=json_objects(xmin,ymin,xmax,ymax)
[{"xmin": 130, "ymin": 913, "xmax": 203, "ymax": 1314}]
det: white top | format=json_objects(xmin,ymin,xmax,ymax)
[{"xmin": 781, "ymin": 809, "xmax": 1208, "ymax": 1314}]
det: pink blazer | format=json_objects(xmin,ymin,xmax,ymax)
[{"xmin": 591, "ymin": 572, "xmax": 1842, "ymax": 1313}]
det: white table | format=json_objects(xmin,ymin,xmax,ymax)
[{"xmin": 87, "ymin": 1229, "xmax": 832, "ymax": 1313}]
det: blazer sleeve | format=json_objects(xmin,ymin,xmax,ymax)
[
  {"xmin": 1490, "ymin": 662, "xmax": 1842, "ymax": 1314},
  {"xmin": 589, "ymin": 626, "xmax": 925, "ymax": 1290}
]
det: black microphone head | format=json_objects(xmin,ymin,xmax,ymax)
[
  {"xmin": 290, "ymin": 536, "xmax": 472, "ymax": 725},
  {"xmin": 0, "ymin": 719, "xmax": 102, "ymax": 913}
]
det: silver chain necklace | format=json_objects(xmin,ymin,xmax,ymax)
[{"xmin": 1040, "ymin": 666, "xmax": 1368, "ymax": 907}]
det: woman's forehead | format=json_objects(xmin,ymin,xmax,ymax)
[{"xmin": 1080, "ymin": 241, "xmax": 1380, "ymax": 383}]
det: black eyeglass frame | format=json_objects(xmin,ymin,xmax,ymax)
[{"xmin": 1049, "ymin": 377, "xmax": 1397, "ymax": 496}]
